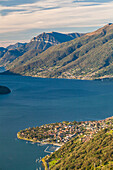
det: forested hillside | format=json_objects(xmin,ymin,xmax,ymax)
[
  {"xmin": 1, "ymin": 24, "xmax": 113, "ymax": 80},
  {"xmin": 0, "ymin": 32, "xmax": 83, "ymax": 68},
  {"xmin": 47, "ymin": 127, "xmax": 113, "ymax": 170},
  {"xmin": 5, "ymin": 23, "xmax": 113, "ymax": 80}
]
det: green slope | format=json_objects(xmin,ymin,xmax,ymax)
[
  {"xmin": 48, "ymin": 127, "xmax": 113, "ymax": 170},
  {"xmin": 0, "ymin": 32, "xmax": 83, "ymax": 68},
  {"xmin": 7, "ymin": 23, "xmax": 113, "ymax": 80}
]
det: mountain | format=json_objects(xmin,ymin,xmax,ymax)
[
  {"xmin": 0, "ymin": 49, "xmax": 26, "ymax": 67},
  {"xmin": 7, "ymin": 42, "xmax": 27, "ymax": 50},
  {"xmin": 31, "ymin": 32, "xmax": 83, "ymax": 45},
  {"xmin": 5, "ymin": 23, "xmax": 113, "ymax": 80},
  {"xmin": 47, "ymin": 127, "xmax": 113, "ymax": 169},
  {"xmin": 0, "ymin": 47, "xmax": 7, "ymax": 59},
  {"xmin": 0, "ymin": 32, "xmax": 83, "ymax": 68}
]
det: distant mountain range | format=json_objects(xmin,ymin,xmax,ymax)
[
  {"xmin": 0, "ymin": 32, "xmax": 84, "ymax": 68},
  {"xmin": 7, "ymin": 42, "xmax": 27, "ymax": 50},
  {"xmin": 1, "ymin": 24, "xmax": 113, "ymax": 80}
]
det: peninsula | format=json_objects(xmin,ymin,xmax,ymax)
[
  {"xmin": 43, "ymin": 117, "xmax": 113, "ymax": 170},
  {"xmin": 17, "ymin": 116, "xmax": 113, "ymax": 146},
  {"xmin": 0, "ymin": 85, "xmax": 11, "ymax": 94},
  {"xmin": 17, "ymin": 117, "xmax": 113, "ymax": 169}
]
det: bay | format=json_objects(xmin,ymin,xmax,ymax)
[{"xmin": 0, "ymin": 75, "xmax": 113, "ymax": 170}]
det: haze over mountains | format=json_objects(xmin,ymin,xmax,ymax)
[{"xmin": 1, "ymin": 23, "xmax": 113, "ymax": 80}]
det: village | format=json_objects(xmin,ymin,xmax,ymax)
[{"xmin": 17, "ymin": 116, "xmax": 113, "ymax": 145}]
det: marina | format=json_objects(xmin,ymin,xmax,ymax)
[{"xmin": 44, "ymin": 145, "xmax": 60, "ymax": 154}]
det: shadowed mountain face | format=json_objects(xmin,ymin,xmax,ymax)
[
  {"xmin": 0, "ymin": 32, "xmax": 83, "ymax": 68},
  {"xmin": 1, "ymin": 24, "xmax": 113, "ymax": 80},
  {"xmin": 0, "ymin": 85, "xmax": 11, "ymax": 94},
  {"xmin": 31, "ymin": 32, "xmax": 83, "ymax": 45},
  {"xmin": 7, "ymin": 42, "xmax": 27, "ymax": 50},
  {"xmin": 0, "ymin": 47, "xmax": 7, "ymax": 59}
]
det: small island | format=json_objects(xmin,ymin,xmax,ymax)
[{"xmin": 0, "ymin": 85, "xmax": 11, "ymax": 94}]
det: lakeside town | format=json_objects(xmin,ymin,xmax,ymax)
[{"xmin": 17, "ymin": 116, "xmax": 113, "ymax": 146}]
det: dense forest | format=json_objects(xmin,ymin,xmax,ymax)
[{"xmin": 47, "ymin": 128, "xmax": 113, "ymax": 169}]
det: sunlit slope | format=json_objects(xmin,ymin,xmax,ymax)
[
  {"xmin": 48, "ymin": 127, "xmax": 113, "ymax": 170},
  {"xmin": 6, "ymin": 24, "xmax": 113, "ymax": 80},
  {"xmin": 0, "ymin": 32, "xmax": 82, "ymax": 68}
]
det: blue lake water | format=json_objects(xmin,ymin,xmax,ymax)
[
  {"xmin": 0, "ymin": 67, "xmax": 6, "ymax": 73},
  {"xmin": 0, "ymin": 75, "xmax": 113, "ymax": 170}
]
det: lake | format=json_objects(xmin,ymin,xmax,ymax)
[
  {"xmin": 0, "ymin": 67, "xmax": 6, "ymax": 73},
  {"xmin": 0, "ymin": 75, "xmax": 113, "ymax": 170}
]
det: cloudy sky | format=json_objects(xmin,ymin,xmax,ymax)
[{"xmin": 0, "ymin": 0, "xmax": 113, "ymax": 47}]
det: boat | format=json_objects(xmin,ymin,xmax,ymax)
[{"xmin": 36, "ymin": 158, "xmax": 39, "ymax": 163}]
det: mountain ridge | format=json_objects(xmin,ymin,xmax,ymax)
[
  {"xmin": 0, "ymin": 31, "xmax": 84, "ymax": 68},
  {"xmin": 1, "ymin": 24, "xmax": 113, "ymax": 80}
]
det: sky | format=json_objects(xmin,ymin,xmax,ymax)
[{"xmin": 0, "ymin": 0, "xmax": 113, "ymax": 47}]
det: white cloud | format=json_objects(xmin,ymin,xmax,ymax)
[
  {"xmin": 0, "ymin": 0, "xmax": 9, "ymax": 1},
  {"xmin": 0, "ymin": 40, "xmax": 28, "ymax": 47},
  {"xmin": 0, "ymin": 0, "xmax": 113, "ymax": 34}
]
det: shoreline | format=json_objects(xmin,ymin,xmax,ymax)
[
  {"xmin": 17, "ymin": 116, "xmax": 113, "ymax": 170},
  {"xmin": 17, "ymin": 116, "xmax": 113, "ymax": 146},
  {"xmin": 17, "ymin": 133, "xmax": 63, "ymax": 147},
  {"xmin": 1, "ymin": 69, "xmax": 113, "ymax": 81}
]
